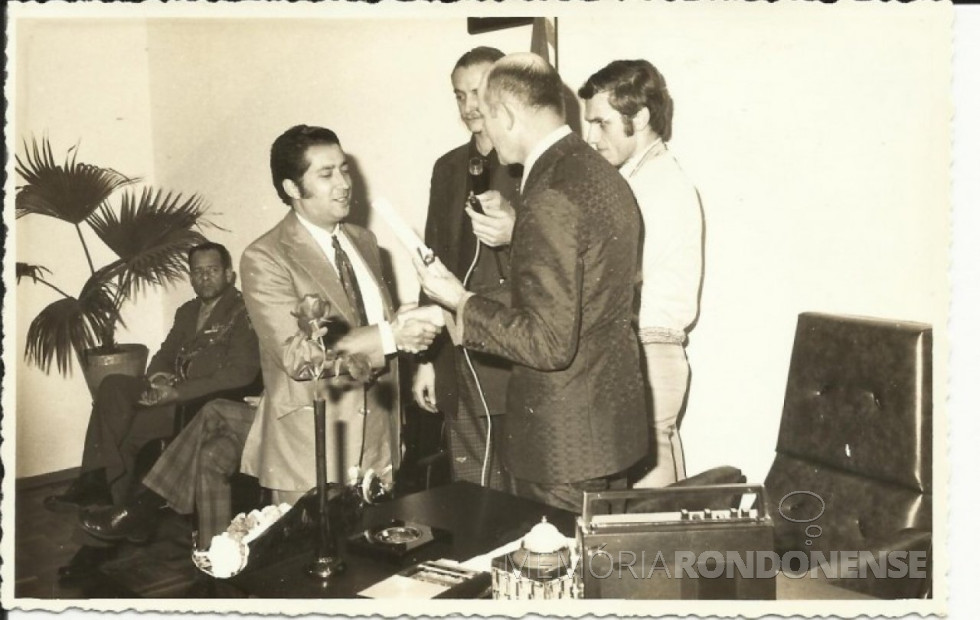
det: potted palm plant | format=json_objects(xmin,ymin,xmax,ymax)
[{"xmin": 15, "ymin": 137, "xmax": 216, "ymax": 396}]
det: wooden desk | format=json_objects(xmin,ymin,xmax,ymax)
[
  {"xmin": 225, "ymin": 481, "xmax": 874, "ymax": 600},
  {"xmin": 228, "ymin": 482, "xmax": 572, "ymax": 598}
]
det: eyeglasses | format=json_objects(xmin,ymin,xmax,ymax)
[{"xmin": 190, "ymin": 266, "xmax": 224, "ymax": 279}]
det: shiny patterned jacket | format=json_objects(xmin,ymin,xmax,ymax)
[{"xmin": 460, "ymin": 132, "xmax": 647, "ymax": 485}]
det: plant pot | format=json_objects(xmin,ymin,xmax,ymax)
[{"xmin": 81, "ymin": 343, "xmax": 149, "ymax": 397}]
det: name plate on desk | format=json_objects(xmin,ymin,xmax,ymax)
[{"xmin": 577, "ymin": 484, "xmax": 776, "ymax": 600}]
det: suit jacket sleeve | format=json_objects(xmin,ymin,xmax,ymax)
[
  {"xmin": 173, "ymin": 307, "xmax": 261, "ymax": 402},
  {"xmin": 146, "ymin": 304, "xmax": 191, "ymax": 376},
  {"xmin": 463, "ymin": 188, "xmax": 582, "ymax": 371},
  {"xmin": 241, "ymin": 244, "xmax": 387, "ymax": 379}
]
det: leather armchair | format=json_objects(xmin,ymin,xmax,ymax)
[{"xmin": 765, "ymin": 312, "xmax": 932, "ymax": 599}]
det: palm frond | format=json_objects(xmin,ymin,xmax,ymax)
[
  {"xmin": 16, "ymin": 262, "xmax": 52, "ymax": 284},
  {"xmin": 87, "ymin": 187, "xmax": 215, "ymax": 296},
  {"xmin": 24, "ymin": 280, "xmax": 117, "ymax": 375},
  {"xmin": 15, "ymin": 137, "xmax": 135, "ymax": 224}
]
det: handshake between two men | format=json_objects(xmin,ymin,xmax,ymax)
[{"xmin": 389, "ymin": 303, "xmax": 447, "ymax": 355}]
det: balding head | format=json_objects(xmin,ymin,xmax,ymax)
[
  {"xmin": 477, "ymin": 53, "xmax": 567, "ymax": 165},
  {"xmin": 481, "ymin": 52, "xmax": 565, "ymax": 118}
]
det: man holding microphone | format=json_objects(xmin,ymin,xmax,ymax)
[{"xmin": 413, "ymin": 47, "xmax": 522, "ymax": 491}]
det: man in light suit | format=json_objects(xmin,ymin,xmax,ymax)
[
  {"xmin": 415, "ymin": 54, "xmax": 647, "ymax": 513},
  {"xmin": 241, "ymin": 125, "xmax": 442, "ymax": 504}
]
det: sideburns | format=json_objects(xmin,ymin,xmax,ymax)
[{"xmin": 623, "ymin": 114, "xmax": 635, "ymax": 138}]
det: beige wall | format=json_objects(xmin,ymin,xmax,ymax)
[
  {"xmin": 559, "ymin": 3, "xmax": 950, "ymax": 483},
  {"xmin": 14, "ymin": 20, "xmax": 168, "ymax": 478},
  {"xmin": 11, "ymin": 7, "xmax": 949, "ymax": 483}
]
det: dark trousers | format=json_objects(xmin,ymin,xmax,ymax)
[
  {"xmin": 445, "ymin": 357, "xmax": 511, "ymax": 492},
  {"xmin": 80, "ymin": 374, "xmax": 175, "ymax": 504},
  {"xmin": 512, "ymin": 474, "xmax": 628, "ymax": 514}
]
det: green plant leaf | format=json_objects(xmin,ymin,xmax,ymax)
[
  {"xmin": 86, "ymin": 187, "xmax": 218, "ymax": 297},
  {"xmin": 15, "ymin": 137, "xmax": 135, "ymax": 224},
  {"xmin": 24, "ymin": 279, "xmax": 117, "ymax": 375}
]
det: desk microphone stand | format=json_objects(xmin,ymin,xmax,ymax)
[{"xmin": 308, "ymin": 393, "xmax": 345, "ymax": 581}]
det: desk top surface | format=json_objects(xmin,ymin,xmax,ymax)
[
  {"xmin": 229, "ymin": 482, "xmax": 573, "ymax": 598},
  {"xmin": 227, "ymin": 482, "xmax": 874, "ymax": 600}
]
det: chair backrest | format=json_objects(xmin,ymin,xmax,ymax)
[{"xmin": 765, "ymin": 312, "xmax": 932, "ymax": 554}]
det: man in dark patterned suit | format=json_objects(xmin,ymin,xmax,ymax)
[
  {"xmin": 413, "ymin": 46, "xmax": 522, "ymax": 491},
  {"xmin": 415, "ymin": 53, "xmax": 647, "ymax": 513}
]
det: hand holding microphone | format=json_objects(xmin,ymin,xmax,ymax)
[
  {"xmin": 465, "ymin": 155, "xmax": 515, "ymax": 247},
  {"xmin": 466, "ymin": 189, "xmax": 516, "ymax": 248}
]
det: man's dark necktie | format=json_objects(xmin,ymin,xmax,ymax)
[{"xmin": 332, "ymin": 234, "xmax": 368, "ymax": 327}]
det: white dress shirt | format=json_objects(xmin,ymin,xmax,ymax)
[
  {"xmin": 620, "ymin": 138, "xmax": 703, "ymax": 342},
  {"xmin": 296, "ymin": 213, "xmax": 396, "ymax": 354}
]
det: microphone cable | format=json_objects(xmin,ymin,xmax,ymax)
[{"xmin": 461, "ymin": 198, "xmax": 494, "ymax": 489}]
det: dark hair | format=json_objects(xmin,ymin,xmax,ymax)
[
  {"xmin": 270, "ymin": 125, "xmax": 341, "ymax": 205},
  {"xmin": 484, "ymin": 53, "xmax": 565, "ymax": 118},
  {"xmin": 453, "ymin": 46, "xmax": 505, "ymax": 73},
  {"xmin": 578, "ymin": 59, "xmax": 673, "ymax": 141},
  {"xmin": 188, "ymin": 241, "xmax": 232, "ymax": 270}
]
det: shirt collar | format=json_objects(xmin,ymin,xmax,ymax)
[
  {"xmin": 295, "ymin": 211, "xmax": 341, "ymax": 245},
  {"xmin": 521, "ymin": 125, "xmax": 572, "ymax": 193},
  {"xmin": 620, "ymin": 136, "xmax": 666, "ymax": 179}
]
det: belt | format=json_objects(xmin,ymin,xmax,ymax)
[{"xmin": 638, "ymin": 326, "xmax": 686, "ymax": 345}]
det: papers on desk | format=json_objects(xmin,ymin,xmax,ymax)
[
  {"xmin": 359, "ymin": 532, "xmax": 579, "ymax": 599},
  {"xmin": 358, "ymin": 559, "xmax": 488, "ymax": 599},
  {"xmin": 359, "ymin": 573, "xmax": 453, "ymax": 599}
]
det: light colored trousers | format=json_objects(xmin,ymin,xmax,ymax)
[{"xmin": 634, "ymin": 342, "xmax": 690, "ymax": 488}]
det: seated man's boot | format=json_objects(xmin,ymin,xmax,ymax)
[
  {"xmin": 78, "ymin": 486, "xmax": 165, "ymax": 544},
  {"xmin": 44, "ymin": 469, "xmax": 112, "ymax": 513},
  {"xmin": 79, "ymin": 505, "xmax": 157, "ymax": 545},
  {"xmin": 57, "ymin": 544, "xmax": 118, "ymax": 584}
]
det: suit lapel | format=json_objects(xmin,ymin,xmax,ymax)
[
  {"xmin": 444, "ymin": 145, "xmax": 470, "ymax": 272},
  {"xmin": 279, "ymin": 211, "xmax": 357, "ymax": 325},
  {"xmin": 199, "ymin": 287, "xmax": 240, "ymax": 331},
  {"xmin": 343, "ymin": 223, "xmax": 395, "ymax": 320}
]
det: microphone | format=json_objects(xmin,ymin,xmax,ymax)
[{"xmin": 468, "ymin": 156, "xmax": 488, "ymax": 214}]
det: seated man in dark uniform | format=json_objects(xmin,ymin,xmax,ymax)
[{"xmin": 45, "ymin": 241, "xmax": 261, "ymax": 513}]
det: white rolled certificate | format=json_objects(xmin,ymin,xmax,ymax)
[{"xmin": 371, "ymin": 198, "xmax": 434, "ymax": 264}]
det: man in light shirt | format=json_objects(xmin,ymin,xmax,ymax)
[
  {"xmin": 240, "ymin": 125, "xmax": 443, "ymax": 504},
  {"xmin": 580, "ymin": 60, "xmax": 704, "ymax": 487},
  {"xmin": 415, "ymin": 54, "xmax": 647, "ymax": 513}
]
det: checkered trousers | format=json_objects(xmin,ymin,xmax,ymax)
[{"xmin": 142, "ymin": 398, "xmax": 256, "ymax": 547}]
